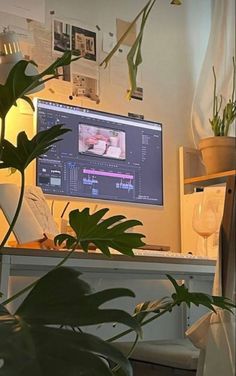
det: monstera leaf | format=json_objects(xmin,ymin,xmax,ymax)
[
  {"xmin": 0, "ymin": 51, "xmax": 79, "ymax": 119},
  {"xmin": 55, "ymin": 208, "xmax": 145, "ymax": 256},
  {"xmin": 133, "ymin": 297, "xmax": 172, "ymax": 323},
  {"xmin": 107, "ymin": 275, "xmax": 236, "ymax": 344},
  {"xmin": 133, "ymin": 276, "xmax": 235, "ymax": 322},
  {"xmin": 0, "ymin": 305, "xmax": 40, "ymax": 376},
  {"xmin": 167, "ymin": 275, "xmax": 235, "ymax": 312},
  {"xmin": 0, "ymin": 267, "xmax": 140, "ymax": 376},
  {"xmin": 0, "ymin": 125, "xmax": 70, "ymax": 172},
  {"xmin": 16, "ymin": 267, "xmax": 141, "ymax": 333}
]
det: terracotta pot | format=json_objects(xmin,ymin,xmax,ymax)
[{"xmin": 198, "ymin": 136, "xmax": 236, "ymax": 174}]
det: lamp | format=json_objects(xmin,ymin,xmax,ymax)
[
  {"xmin": 0, "ymin": 29, "xmax": 23, "ymax": 84},
  {"xmin": 0, "ymin": 28, "xmax": 44, "ymax": 92}
]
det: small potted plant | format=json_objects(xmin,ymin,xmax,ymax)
[{"xmin": 198, "ymin": 57, "xmax": 236, "ymax": 174}]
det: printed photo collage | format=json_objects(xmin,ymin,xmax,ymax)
[{"xmin": 53, "ymin": 19, "xmax": 99, "ymax": 102}]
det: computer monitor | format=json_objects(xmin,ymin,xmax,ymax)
[{"xmin": 35, "ymin": 99, "xmax": 163, "ymax": 206}]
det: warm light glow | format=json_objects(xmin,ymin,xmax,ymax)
[
  {"xmin": 13, "ymin": 41, "xmax": 17, "ymax": 53},
  {"xmin": 8, "ymin": 43, "xmax": 12, "ymax": 54},
  {"xmin": 3, "ymin": 43, "xmax": 8, "ymax": 55}
]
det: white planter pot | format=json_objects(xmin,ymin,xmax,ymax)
[{"xmin": 198, "ymin": 136, "xmax": 236, "ymax": 174}]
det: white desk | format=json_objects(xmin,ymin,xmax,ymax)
[
  {"xmin": 0, "ymin": 247, "xmax": 216, "ymax": 292},
  {"xmin": 0, "ymin": 248, "xmax": 216, "ymax": 339}
]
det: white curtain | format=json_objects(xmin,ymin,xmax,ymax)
[
  {"xmin": 186, "ymin": 261, "xmax": 236, "ymax": 376},
  {"xmin": 191, "ymin": 0, "xmax": 236, "ymax": 146}
]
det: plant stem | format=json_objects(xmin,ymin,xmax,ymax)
[
  {"xmin": 0, "ymin": 116, "xmax": 6, "ymax": 161},
  {"xmin": 0, "ymin": 170, "xmax": 25, "ymax": 250},
  {"xmin": 232, "ymin": 57, "xmax": 235, "ymax": 102},
  {"xmin": 212, "ymin": 66, "xmax": 217, "ymax": 119},
  {"xmin": 112, "ymin": 333, "xmax": 139, "ymax": 373},
  {"xmin": 100, "ymin": 0, "xmax": 155, "ymax": 68},
  {"xmin": 106, "ymin": 303, "xmax": 176, "ymax": 343},
  {"xmin": 2, "ymin": 242, "xmax": 79, "ymax": 305}
]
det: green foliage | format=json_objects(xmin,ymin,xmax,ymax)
[
  {"xmin": 105, "ymin": 274, "xmax": 236, "ymax": 345},
  {"xmin": 0, "ymin": 267, "xmax": 139, "ymax": 376},
  {"xmin": 168, "ymin": 275, "xmax": 235, "ymax": 312},
  {"xmin": 0, "ymin": 51, "xmax": 143, "ymax": 376},
  {"xmin": 0, "ymin": 125, "xmax": 70, "ymax": 173},
  {"xmin": 55, "ymin": 208, "xmax": 145, "ymax": 256},
  {"xmin": 134, "ymin": 297, "xmax": 172, "ymax": 323},
  {"xmin": 16, "ymin": 267, "xmax": 141, "ymax": 333},
  {"xmin": 209, "ymin": 57, "xmax": 236, "ymax": 136},
  {"xmin": 126, "ymin": 0, "xmax": 156, "ymax": 99},
  {"xmin": 0, "ymin": 51, "xmax": 79, "ymax": 120},
  {"xmin": 100, "ymin": 0, "xmax": 181, "ymax": 99},
  {"xmin": 0, "ymin": 34, "xmax": 234, "ymax": 376}
]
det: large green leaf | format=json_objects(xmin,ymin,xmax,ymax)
[
  {"xmin": 0, "ymin": 307, "xmax": 133, "ymax": 376},
  {"xmin": 0, "ymin": 268, "xmax": 138, "ymax": 376},
  {"xmin": 30, "ymin": 327, "xmax": 132, "ymax": 376},
  {"xmin": 55, "ymin": 208, "xmax": 145, "ymax": 256},
  {"xmin": 0, "ymin": 51, "xmax": 80, "ymax": 119},
  {"xmin": 131, "ymin": 276, "xmax": 235, "ymax": 326},
  {"xmin": 16, "ymin": 267, "xmax": 141, "ymax": 334},
  {"xmin": 0, "ymin": 305, "xmax": 40, "ymax": 376},
  {"xmin": 0, "ymin": 125, "xmax": 70, "ymax": 172}
]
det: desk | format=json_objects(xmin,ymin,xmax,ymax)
[
  {"xmin": 0, "ymin": 248, "xmax": 216, "ymax": 294},
  {"xmin": 0, "ymin": 248, "xmax": 216, "ymax": 339}
]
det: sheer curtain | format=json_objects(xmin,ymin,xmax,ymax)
[{"xmin": 191, "ymin": 0, "xmax": 235, "ymax": 147}]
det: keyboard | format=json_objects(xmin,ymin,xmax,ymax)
[
  {"xmin": 133, "ymin": 249, "xmax": 214, "ymax": 259},
  {"xmin": 93, "ymin": 248, "xmax": 215, "ymax": 260}
]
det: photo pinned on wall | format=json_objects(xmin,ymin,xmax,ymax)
[
  {"xmin": 56, "ymin": 64, "xmax": 71, "ymax": 82},
  {"xmin": 130, "ymin": 86, "xmax": 143, "ymax": 101},
  {"xmin": 53, "ymin": 19, "xmax": 71, "ymax": 52},
  {"xmin": 72, "ymin": 73, "xmax": 99, "ymax": 103},
  {"xmin": 71, "ymin": 26, "xmax": 97, "ymax": 62}
]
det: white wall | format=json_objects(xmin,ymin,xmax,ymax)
[{"xmin": 0, "ymin": 0, "xmax": 211, "ymax": 251}]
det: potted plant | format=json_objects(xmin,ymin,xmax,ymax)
[
  {"xmin": 198, "ymin": 57, "xmax": 236, "ymax": 174},
  {"xmin": 0, "ymin": 53, "xmax": 234, "ymax": 376}
]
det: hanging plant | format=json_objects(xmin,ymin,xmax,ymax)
[{"xmin": 100, "ymin": 0, "xmax": 182, "ymax": 99}]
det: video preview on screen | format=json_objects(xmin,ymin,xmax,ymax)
[
  {"xmin": 36, "ymin": 99, "xmax": 163, "ymax": 206},
  {"xmin": 79, "ymin": 124, "xmax": 126, "ymax": 160}
]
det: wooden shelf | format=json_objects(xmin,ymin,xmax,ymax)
[{"xmin": 184, "ymin": 170, "xmax": 236, "ymax": 187}]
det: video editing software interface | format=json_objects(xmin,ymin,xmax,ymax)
[{"xmin": 36, "ymin": 99, "xmax": 163, "ymax": 205}]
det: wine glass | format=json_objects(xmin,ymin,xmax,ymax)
[{"xmin": 192, "ymin": 201, "xmax": 218, "ymax": 257}]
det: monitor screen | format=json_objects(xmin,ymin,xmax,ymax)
[{"xmin": 35, "ymin": 99, "xmax": 163, "ymax": 206}]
